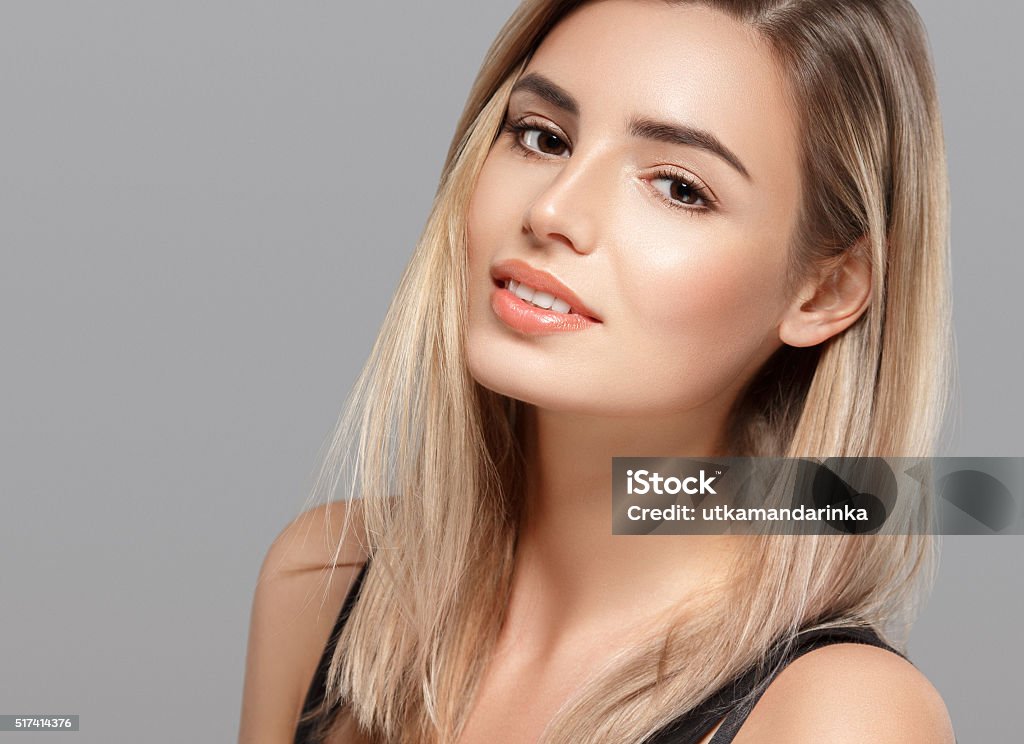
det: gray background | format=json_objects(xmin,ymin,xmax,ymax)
[{"xmin": 0, "ymin": 1, "xmax": 1019, "ymax": 741}]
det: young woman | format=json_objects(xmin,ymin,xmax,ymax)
[{"xmin": 240, "ymin": 0, "xmax": 956, "ymax": 742}]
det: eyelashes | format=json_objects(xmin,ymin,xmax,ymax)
[{"xmin": 499, "ymin": 115, "xmax": 718, "ymax": 215}]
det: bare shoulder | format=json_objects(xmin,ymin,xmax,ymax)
[
  {"xmin": 238, "ymin": 499, "xmax": 370, "ymax": 744},
  {"xmin": 736, "ymin": 642, "xmax": 955, "ymax": 744},
  {"xmin": 263, "ymin": 497, "xmax": 370, "ymax": 575}
]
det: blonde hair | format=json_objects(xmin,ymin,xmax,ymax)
[{"xmin": 299, "ymin": 0, "xmax": 953, "ymax": 741}]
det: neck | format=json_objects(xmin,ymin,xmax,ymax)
[{"xmin": 505, "ymin": 403, "xmax": 743, "ymax": 654}]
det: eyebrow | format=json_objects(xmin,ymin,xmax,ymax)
[
  {"xmin": 511, "ymin": 72, "xmax": 581, "ymax": 116},
  {"xmin": 510, "ymin": 72, "xmax": 752, "ymax": 181}
]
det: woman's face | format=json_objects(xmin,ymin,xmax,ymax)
[{"xmin": 466, "ymin": 0, "xmax": 803, "ymax": 418}]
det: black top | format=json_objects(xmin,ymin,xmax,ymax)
[{"xmin": 295, "ymin": 561, "xmax": 908, "ymax": 744}]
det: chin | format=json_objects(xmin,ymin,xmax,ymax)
[
  {"xmin": 469, "ymin": 360, "xmax": 579, "ymax": 412},
  {"xmin": 468, "ymin": 365, "xmax": 636, "ymax": 418}
]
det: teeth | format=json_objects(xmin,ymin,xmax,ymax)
[
  {"xmin": 504, "ymin": 279, "xmax": 574, "ymax": 314},
  {"xmin": 512, "ymin": 282, "xmax": 535, "ymax": 303},
  {"xmin": 531, "ymin": 291, "xmax": 555, "ymax": 309}
]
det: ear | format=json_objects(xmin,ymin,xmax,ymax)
[{"xmin": 778, "ymin": 240, "xmax": 873, "ymax": 348}]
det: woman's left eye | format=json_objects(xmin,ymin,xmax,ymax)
[{"xmin": 650, "ymin": 171, "xmax": 714, "ymax": 211}]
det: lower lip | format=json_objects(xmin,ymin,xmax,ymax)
[{"xmin": 490, "ymin": 285, "xmax": 600, "ymax": 335}]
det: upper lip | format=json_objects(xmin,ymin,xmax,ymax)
[{"xmin": 491, "ymin": 258, "xmax": 602, "ymax": 321}]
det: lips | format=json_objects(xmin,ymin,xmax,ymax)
[{"xmin": 490, "ymin": 258, "xmax": 602, "ymax": 322}]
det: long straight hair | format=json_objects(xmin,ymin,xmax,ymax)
[{"xmin": 299, "ymin": 1, "xmax": 953, "ymax": 741}]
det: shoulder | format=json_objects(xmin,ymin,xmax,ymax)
[
  {"xmin": 263, "ymin": 497, "xmax": 370, "ymax": 575},
  {"xmin": 737, "ymin": 641, "xmax": 955, "ymax": 744},
  {"xmin": 238, "ymin": 499, "xmax": 370, "ymax": 743}
]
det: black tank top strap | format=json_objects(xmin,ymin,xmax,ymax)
[
  {"xmin": 643, "ymin": 624, "xmax": 904, "ymax": 744},
  {"xmin": 293, "ymin": 559, "xmax": 371, "ymax": 744}
]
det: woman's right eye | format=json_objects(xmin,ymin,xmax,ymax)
[
  {"xmin": 503, "ymin": 117, "xmax": 571, "ymax": 158},
  {"xmin": 521, "ymin": 127, "xmax": 570, "ymax": 156}
]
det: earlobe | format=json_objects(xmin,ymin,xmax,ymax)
[{"xmin": 778, "ymin": 244, "xmax": 873, "ymax": 348}]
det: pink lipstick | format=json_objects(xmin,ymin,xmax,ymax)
[{"xmin": 489, "ymin": 259, "xmax": 602, "ymax": 335}]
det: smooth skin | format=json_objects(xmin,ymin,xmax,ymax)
[{"xmin": 240, "ymin": 1, "xmax": 954, "ymax": 742}]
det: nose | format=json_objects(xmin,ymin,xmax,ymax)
[{"xmin": 521, "ymin": 152, "xmax": 608, "ymax": 255}]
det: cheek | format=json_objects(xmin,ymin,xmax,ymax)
[
  {"xmin": 465, "ymin": 157, "xmax": 515, "ymax": 366},
  {"xmin": 468, "ymin": 153, "xmax": 521, "ymax": 249},
  {"xmin": 466, "ymin": 176, "xmax": 496, "ymax": 309},
  {"xmin": 615, "ymin": 230, "xmax": 790, "ymax": 367}
]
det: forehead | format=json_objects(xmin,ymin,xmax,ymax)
[{"xmin": 521, "ymin": 0, "xmax": 799, "ymax": 185}]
